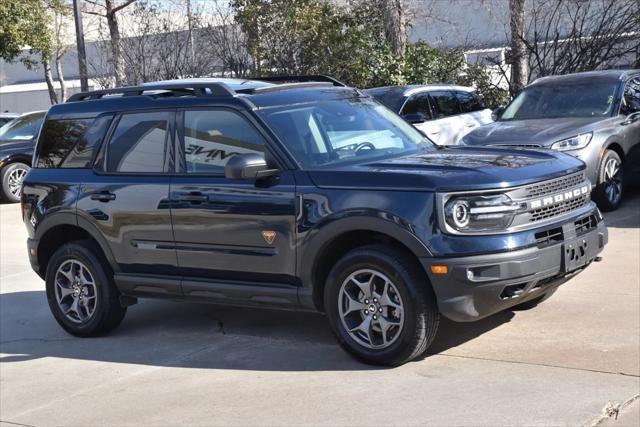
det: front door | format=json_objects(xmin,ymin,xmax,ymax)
[{"xmin": 169, "ymin": 108, "xmax": 298, "ymax": 287}]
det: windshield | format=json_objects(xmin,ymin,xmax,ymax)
[
  {"xmin": 0, "ymin": 112, "xmax": 45, "ymax": 141},
  {"xmin": 500, "ymin": 81, "xmax": 619, "ymax": 120},
  {"xmin": 258, "ymin": 98, "xmax": 434, "ymax": 168}
]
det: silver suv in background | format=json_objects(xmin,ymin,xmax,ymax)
[
  {"xmin": 462, "ymin": 70, "xmax": 640, "ymax": 211},
  {"xmin": 366, "ymin": 85, "xmax": 493, "ymax": 145}
]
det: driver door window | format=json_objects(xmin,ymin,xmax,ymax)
[
  {"xmin": 183, "ymin": 110, "xmax": 264, "ymax": 174},
  {"xmin": 622, "ymin": 78, "xmax": 640, "ymax": 115}
]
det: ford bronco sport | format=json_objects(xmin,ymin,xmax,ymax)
[{"xmin": 22, "ymin": 76, "xmax": 607, "ymax": 366}]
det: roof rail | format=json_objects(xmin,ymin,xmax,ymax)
[
  {"xmin": 252, "ymin": 75, "xmax": 346, "ymax": 87},
  {"xmin": 66, "ymin": 82, "xmax": 235, "ymax": 102}
]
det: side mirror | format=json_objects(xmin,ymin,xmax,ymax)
[
  {"xmin": 621, "ymin": 111, "xmax": 640, "ymax": 126},
  {"xmin": 225, "ymin": 153, "xmax": 279, "ymax": 180},
  {"xmin": 402, "ymin": 112, "xmax": 427, "ymax": 124},
  {"xmin": 492, "ymin": 106, "xmax": 505, "ymax": 121}
]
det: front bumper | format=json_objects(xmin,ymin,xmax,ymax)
[{"xmin": 422, "ymin": 211, "xmax": 607, "ymax": 322}]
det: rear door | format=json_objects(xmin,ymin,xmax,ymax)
[
  {"xmin": 77, "ymin": 110, "xmax": 178, "ymax": 286},
  {"xmin": 427, "ymin": 90, "xmax": 464, "ymax": 145},
  {"xmin": 169, "ymin": 108, "xmax": 298, "ymax": 288},
  {"xmin": 454, "ymin": 90, "xmax": 493, "ymax": 141}
]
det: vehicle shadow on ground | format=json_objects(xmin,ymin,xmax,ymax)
[{"xmin": 0, "ymin": 290, "xmax": 513, "ymax": 371}]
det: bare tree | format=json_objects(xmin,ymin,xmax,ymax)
[
  {"xmin": 52, "ymin": 7, "xmax": 69, "ymax": 100},
  {"xmin": 85, "ymin": 0, "xmax": 137, "ymax": 86},
  {"xmin": 523, "ymin": 0, "xmax": 640, "ymax": 78},
  {"xmin": 509, "ymin": 0, "xmax": 528, "ymax": 94}
]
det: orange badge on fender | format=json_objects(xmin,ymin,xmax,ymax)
[{"xmin": 262, "ymin": 231, "xmax": 276, "ymax": 244}]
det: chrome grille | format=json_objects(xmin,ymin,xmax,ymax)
[
  {"xmin": 529, "ymin": 194, "xmax": 590, "ymax": 222},
  {"xmin": 524, "ymin": 172, "xmax": 585, "ymax": 198}
]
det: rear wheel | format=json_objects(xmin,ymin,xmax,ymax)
[
  {"xmin": 324, "ymin": 245, "xmax": 440, "ymax": 366},
  {"xmin": 593, "ymin": 150, "xmax": 624, "ymax": 211},
  {"xmin": 0, "ymin": 162, "xmax": 30, "ymax": 203},
  {"xmin": 46, "ymin": 241, "xmax": 126, "ymax": 336}
]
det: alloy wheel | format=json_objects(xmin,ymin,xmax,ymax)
[
  {"xmin": 603, "ymin": 157, "xmax": 623, "ymax": 206},
  {"xmin": 7, "ymin": 166, "xmax": 28, "ymax": 198},
  {"xmin": 338, "ymin": 269, "xmax": 405, "ymax": 349},
  {"xmin": 55, "ymin": 259, "xmax": 98, "ymax": 323}
]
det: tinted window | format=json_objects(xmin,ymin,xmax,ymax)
[
  {"xmin": 501, "ymin": 81, "xmax": 618, "ymax": 120},
  {"xmin": 183, "ymin": 110, "xmax": 264, "ymax": 174},
  {"xmin": 0, "ymin": 112, "xmax": 44, "ymax": 141},
  {"xmin": 429, "ymin": 91, "xmax": 460, "ymax": 118},
  {"xmin": 455, "ymin": 91, "xmax": 485, "ymax": 113},
  {"xmin": 621, "ymin": 78, "xmax": 640, "ymax": 114},
  {"xmin": 401, "ymin": 93, "xmax": 432, "ymax": 119},
  {"xmin": 107, "ymin": 112, "xmax": 170, "ymax": 173},
  {"xmin": 36, "ymin": 116, "xmax": 112, "ymax": 168}
]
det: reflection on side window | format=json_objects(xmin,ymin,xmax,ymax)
[
  {"xmin": 430, "ymin": 91, "xmax": 459, "ymax": 117},
  {"xmin": 184, "ymin": 110, "xmax": 264, "ymax": 174},
  {"xmin": 107, "ymin": 112, "xmax": 169, "ymax": 173}
]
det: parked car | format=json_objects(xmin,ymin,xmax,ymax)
[
  {"xmin": 462, "ymin": 70, "xmax": 640, "ymax": 211},
  {"xmin": 366, "ymin": 84, "xmax": 493, "ymax": 145},
  {"xmin": 0, "ymin": 111, "xmax": 45, "ymax": 202},
  {"xmin": 0, "ymin": 112, "xmax": 20, "ymax": 127},
  {"xmin": 22, "ymin": 77, "xmax": 607, "ymax": 366}
]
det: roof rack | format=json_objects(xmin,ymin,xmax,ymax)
[
  {"xmin": 66, "ymin": 82, "xmax": 235, "ymax": 102},
  {"xmin": 252, "ymin": 75, "xmax": 346, "ymax": 87}
]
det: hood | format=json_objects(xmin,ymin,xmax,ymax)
[
  {"xmin": 307, "ymin": 146, "xmax": 585, "ymax": 192},
  {"xmin": 462, "ymin": 117, "xmax": 607, "ymax": 147}
]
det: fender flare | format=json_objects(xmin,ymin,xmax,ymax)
[
  {"xmin": 298, "ymin": 211, "xmax": 432, "ymax": 293},
  {"xmin": 34, "ymin": 211, "xmax": 120, "ymax": 273}
]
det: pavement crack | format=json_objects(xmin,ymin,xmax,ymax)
[{"xmin": 433, "ymin": 353, "xmax": 640, "ymax": 378}]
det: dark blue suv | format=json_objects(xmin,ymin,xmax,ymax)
[{"xmin": 21, "ymin": 77, "xmax": 607, "ymax": 365}]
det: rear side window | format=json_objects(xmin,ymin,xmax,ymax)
[
  {"xmin": 401, "ymin": 93, "xmax": 433, "ymax": 119},
  {"xmin": 183, "ymin": 110, "xmax": 264, "ymax": 174},
  {"xmin": 36, "ymin": 116, "xmax": 112, "ymax": 168},
  {"xmin": 429, "ymin": 91, "xmax": 460, "ymax": 118},
  {"xmin": 106, "ymin": 112, "xmax": 170, "ymax": 173},
  {"xmin": 455, "ymin": 91, "xmax": 486, "ymax": 113}
]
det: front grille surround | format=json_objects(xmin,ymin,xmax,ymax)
[{"xmin": 437, "ymin": 171, "xmax": 595, "ymax": 235}]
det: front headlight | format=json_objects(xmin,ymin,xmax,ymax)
[
  {"xmin": 550, "ymin": 133, "xmax": 592, "ymax": 151},
  {"xmin": 443, "ymin": 194, "xmax": 524, "ymax": 233}
]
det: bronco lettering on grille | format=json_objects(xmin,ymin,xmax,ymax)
[{"xmin": 529, "ymin": 185, "xmax": 590, "ymax": 209}]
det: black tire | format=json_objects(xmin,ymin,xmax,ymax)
[
  {"xmin": 512, "ymin": 288, "xmax": 557, "ymax": 311},
  {"xmin": 45, "ymin": 241, "xmax": 126, "ymax": 337},
  {"xmin": 0, "ymin": 162, "xmax": 30, "ymax": 203},
  {"xmin": 324, "ymin": 244, "xmax": 440, "ymax": 366},
  {"xmin": 593, "ymin": 149, "xmax": 624, "ymax": 212}
]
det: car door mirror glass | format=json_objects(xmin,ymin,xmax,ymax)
[{"xmin": 225, "ymin": 153, "xmax": 278, "ymax": 180}]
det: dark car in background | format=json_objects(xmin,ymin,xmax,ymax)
[
  {"xmin": 21, "ymin": 77, "xmax": 606, "ymax": 366},
  {"xmin": 462, "ymin": 70, "xmax": 640, "ymax": 211},
  {"xmin": 366, "ymin": 84, "xmax": 493, "ymax": 145},
  {"xmin": 0, "ymin": 113, "xmax": 20, "ymax": 127},
  {"xmin": 0, "ymin": 111, "xmax": 45, "ymax": 202}
]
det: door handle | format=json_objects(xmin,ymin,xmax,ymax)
[
  {"xmin": 90, "ymin": 191, "xmax": 116, "ymax": 202},
  {"xmin": 178, "ymin": 192, "xmax": 207, "ymax": 203}
]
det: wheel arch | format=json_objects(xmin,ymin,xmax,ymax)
[
  {"xmin": 35, "ymin": 215, "xmax": 118, "ymax": 278},
  {"xmin": 299, "ymin": 215, "xmax": 433, "ymax": 312}
]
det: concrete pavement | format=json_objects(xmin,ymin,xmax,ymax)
[{"xmin": 1, "ymin": 193, "xmax": 638, "ymax": 426}]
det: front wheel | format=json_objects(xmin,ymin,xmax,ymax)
[
  {"xmin": 0, "ymin": 162, "xmax": 30, "ymax": 203},
  {"xmin": 324, "ymin": 245, "xmax": 440, "ymax": 366},
  {"xmin": 593, "ymin": 150, "xmax": 624, "ymax": 211}
]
